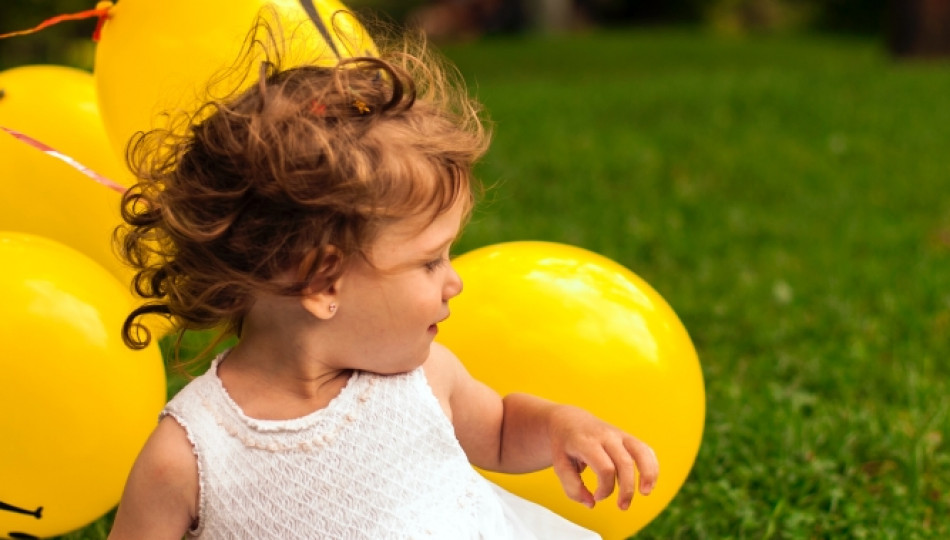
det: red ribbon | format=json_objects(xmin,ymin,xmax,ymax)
[{"xmin": 0, "ymin": 1, "xmax": 113, "ymax": 42}]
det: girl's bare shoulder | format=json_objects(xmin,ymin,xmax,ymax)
[{"xmin": 109, "ymin": 416, "xmax": 198, "ymax": 539}]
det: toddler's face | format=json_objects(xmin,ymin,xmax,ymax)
[{"xmin": 328, "ymin": 199, "xmax": 465, "ymax": 374}]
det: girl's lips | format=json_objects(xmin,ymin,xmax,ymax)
[{"xmin": 429, "ymin": 313, "xmax": 448, "ymax": 334}]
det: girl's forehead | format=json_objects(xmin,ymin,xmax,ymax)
[{"xmin": 370, "ymin": 202, "xmax": 465, "ymax": 255}]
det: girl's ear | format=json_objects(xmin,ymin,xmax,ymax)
[
  {"xmin": 297, "ymin": 246, "xmax": 344, "ymax": 320},
  {"xmin": 300, "ymin": 280, "xmax": 341, "ymax": 320}
]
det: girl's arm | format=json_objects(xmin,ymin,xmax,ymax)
[
  {"xmin": 108, "ymin": 416, "xmax": 198, "ymax": 540},
  {"xmin": 427, "ymin": 343, "xmax": 659, "ymax": 510}
]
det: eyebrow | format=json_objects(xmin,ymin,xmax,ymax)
[
  {"xmin": 422, "ymin": 235, "xmax": 457, "ymax": 257},
  {"xmin": 377, "ymin": 234, "xmax": 456, "ymax": 275}
]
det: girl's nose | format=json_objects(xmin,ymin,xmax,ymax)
[{"xmin": 444, "ymin": 262, "xmax": 463, "ymax": 300}]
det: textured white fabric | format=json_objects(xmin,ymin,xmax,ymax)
[{"xmin": 163, "ymin": 355, "xmax": 600, "ymax": 539}]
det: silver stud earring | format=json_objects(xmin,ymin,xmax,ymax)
[{"xmin": 328, "ymin": 303, "xmax": 337, "ymax": 314}]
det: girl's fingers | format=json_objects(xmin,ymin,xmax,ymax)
[
  {"xmin": 548, "ymin": 406, "xmax": 659, "ymax": 511},
  {"xmin": 624, "ymin": 436, "xmax": 659, "ymax": 495},
  {"xmin": 552, "ymin": 452, "xmax": 595, "ymax": 508},
  {"xmin": 603, "ymin": 439, "xmax": 636, "ymax": 510},
  {"xmin": 584, "ymin": 446, "xmax": 619, "ymax": 503},
  {"xmin": 582, "ymin": 437, "xmax": 659, "ymax": 511}
]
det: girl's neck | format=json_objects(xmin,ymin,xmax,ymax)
[{"xmin": 216, "ymin": 332, "xmax": 351, "ymax": 421}]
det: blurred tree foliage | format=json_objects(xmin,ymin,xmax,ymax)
[
  {"xmin": 814, "ymin": 0, "xmax": 890, "ymax": 35},
  {"xmin": 0, "ymin": 0, "xmax": 914, "ymax": 77},
  {"xmin": 0, "ymin": 0, "xmax": 101, "ymax": 70},
  {"xmin": 700, "ymin": 0, "xmax": 890, "ymax": 35},
  {"xmin": 0, "ymin": 0, "xmax": 426, "ymax": 71}
]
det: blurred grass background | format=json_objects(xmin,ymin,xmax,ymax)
[{"xmin": 3, "ymin": 1, "xmax": 949, "ymax": 538}]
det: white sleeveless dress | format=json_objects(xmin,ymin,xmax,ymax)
[{"xmin": 163, "ymin": 355, "xmax": 601, "ymax": 539}]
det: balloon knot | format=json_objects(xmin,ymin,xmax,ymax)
[{"xmin": 92, "ymin": 1, "xmax": 114, "ymax": 42}]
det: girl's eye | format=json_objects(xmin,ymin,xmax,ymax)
[{"xmin": 424, "ymin": 257, "xmax": 447, "ymax": 272}]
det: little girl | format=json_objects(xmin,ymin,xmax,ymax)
[{"xmin": 108, "ymin": 23, "xmax": 658, "ymax": 540}]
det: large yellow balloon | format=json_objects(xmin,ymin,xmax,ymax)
[
  {"xmin": 94, "ymin": 0, "xmax": 377, "ymax": 158},
  {"xmin": 0, "ymin": 65, "xmax": 133, "ymax": 284},
  {"xmin": 0, "ymin": 232, "xmax": 166, "ymax": 539},
  {"xmin": 437, "ymin": 241, "xmax": 705, "ymax": 539}
]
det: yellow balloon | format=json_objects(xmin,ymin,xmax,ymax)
[
  {"xmin": 0, "ymin": 232, "xmax": 166, "ymax": 539},
  {"xmin": 0, "ymin": 65, "xmax": 133, "ymax": 284},
  {"xmin": 94, "ymin": 0, "xmax": 377, "ymax": 158},
  {"xmin": 437, "ymin": 241, "xmax": 705, "ymax": 539}
]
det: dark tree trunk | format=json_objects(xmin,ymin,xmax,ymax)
[{"xmin": 890, "ymin": 0, "xmax": 950, "ymax": 57}]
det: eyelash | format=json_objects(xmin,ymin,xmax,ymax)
[{"xmin": 424, "ymin": 257, "xmax": 448, "ymax": 272}]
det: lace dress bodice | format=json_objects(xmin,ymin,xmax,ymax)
[{"xmin": 163, "ymin": 356, "xmax": 600, "ymax": 539}]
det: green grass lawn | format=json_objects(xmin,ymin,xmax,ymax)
[{"xmin": 58, "ymin": 28, "xmax": 950, "ymax": 539}]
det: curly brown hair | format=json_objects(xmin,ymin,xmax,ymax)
[{"xmin": 116, "ymin": 22, "xmax": 490, "ymax": 350}]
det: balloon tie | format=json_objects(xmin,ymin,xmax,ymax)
[
  {"xmin": 0, "ymin": 126, "xmax": 127, "ymax": 195},
  {"xmin": 0, "ymin": 1, "xmax": 114, "ymax": 42}
]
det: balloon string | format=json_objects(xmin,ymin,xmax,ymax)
[
  {"xmin": 1, "ymin": 126, "xmax": 127, "ymax": 195},
  {"xmin": 0, "ymin": 1, "xmax": 114, "ymax": 42}
]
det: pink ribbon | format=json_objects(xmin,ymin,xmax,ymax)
[{"xmin": 1, "ymin": 125, "xmax": 127, "ymax": 195}]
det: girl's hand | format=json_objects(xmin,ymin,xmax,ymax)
[{"xmin": 548, "ymin": 405, "xmax": 659, "ymax": 510}]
